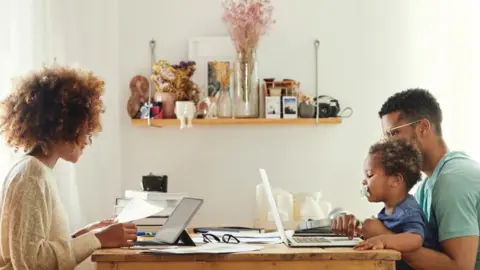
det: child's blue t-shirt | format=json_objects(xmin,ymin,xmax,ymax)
[{"xmin": 377, "ymin": 194, "xmax": 438, "ymax": 270}]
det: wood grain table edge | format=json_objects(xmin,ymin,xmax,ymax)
[
  {"xmin": 96, "ymin": 260, "xmax": 396, "ymax": 270},
  {"xmin": 91, "ymin": 245, "xmax": 401, "ymax": 263}
]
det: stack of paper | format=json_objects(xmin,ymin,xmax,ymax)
[{"xmin": 143, "ymin": 243, "xmax": 264, "ymax": 254}]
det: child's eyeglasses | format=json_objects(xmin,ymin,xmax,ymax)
[{"xmin": 202, "ymin": 233, "xmax": 240, "ymax": 244}]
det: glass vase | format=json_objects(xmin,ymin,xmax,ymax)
[
  {"xmin": 216, "ymin": 87, "xmax": 232, "ymax": 118},
  {"xmin": 233, "ymin": 51, "xmax": 259, "ymax": 118}
]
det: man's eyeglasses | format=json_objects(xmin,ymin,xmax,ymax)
[
  {"xmin": 385, "ymin": 119, "xmax": 423, "ymax": 138},
  {"xmin": 202, "ymin": 233, "xmax": 240, "ymax": 244}
]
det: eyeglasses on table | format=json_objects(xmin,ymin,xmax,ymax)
[{"xmin": 202, "ymin": 233, "xmax": 241, "ymax": 244}]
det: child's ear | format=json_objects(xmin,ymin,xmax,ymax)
[{"xmin": 391, "ymin": 173, "xmax": 404, "ymax": 188}]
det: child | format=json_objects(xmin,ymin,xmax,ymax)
[{"xmin": 353, "ymin": 139, "xmax": 437, "ymax": 270}]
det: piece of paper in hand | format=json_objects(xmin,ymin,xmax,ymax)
[{"xmin": 114, "ymin": 197, "xmax": 164, "ymax": 223}]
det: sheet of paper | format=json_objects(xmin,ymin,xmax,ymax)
[
  {"xmin": 114, "ymin": 197, "xmax": 164, "ymax": 223},
  {"xmin": 129, "ymin": 245, "xmax": 178, "ymax": 250},
  {"xmin": 191, "ymin": 235, "xmax": 281, "ymax": 244},
  {"xmin": 205, "ymin": 230, "xmax": 294, "ymax": 239},
  {"xmin": 143, "ymin": 243, "xmax": 264, "ymax": 254}
]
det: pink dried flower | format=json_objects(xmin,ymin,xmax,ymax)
[{"xmin": 222, "ymin": 0, "xmax": 275, "ymax": 57}]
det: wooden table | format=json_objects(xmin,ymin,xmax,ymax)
[{"xmin": 92, "ymin": 244, "xmax": 400, "ymax": 270}]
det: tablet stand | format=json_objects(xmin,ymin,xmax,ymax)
[
  {"xmin": 172, "ymin": 230, "xmax": 196, "ymax": 246},
  {"xmin": 134, "ymin": 230, "xmax": 196, "ymax": 247}
]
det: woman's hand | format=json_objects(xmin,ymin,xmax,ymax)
[
  {"xmin": 72, "ymin": 219, "xmax": 117, "ymax": 238},
  {"xmin": 94, "ymin": 222, "xmax": 138, "ymax": 248},
  {"xmin": 85, "ymin": 219, "xmax": 117, "ymax": 232}
]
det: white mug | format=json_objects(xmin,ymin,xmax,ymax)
[{"xmin": 175, "ymin": 101, "xmax": 196, "ymax": 129}]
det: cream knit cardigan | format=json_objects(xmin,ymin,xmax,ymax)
[{"xmin": 0, "ymin": 156, "xmax": 101, "ymax": 269}]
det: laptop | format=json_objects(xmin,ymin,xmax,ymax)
[
  {"xmin": 259, "ymin": 168, "xmax": 362, "ymax": 247},
  {"xmin": 134, "ymin": 197, "xmax": 203, "ymax": 247}
]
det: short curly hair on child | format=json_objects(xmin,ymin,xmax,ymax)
[
  {"xmin": 0, "ymin": 66, "xmax": 105, "ymax": 154},
  {"xmin": 369, "ymin": 139, "xmax": 423, "ymax": 191}
]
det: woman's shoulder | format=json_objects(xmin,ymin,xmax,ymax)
[{"xmin": 4, "ymin": 155, "xmax": 49, "ymax": 189}]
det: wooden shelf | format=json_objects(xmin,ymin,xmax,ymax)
[{"xmin": 131, "ymin": 118, "xmax": 341, "ymax": 127}]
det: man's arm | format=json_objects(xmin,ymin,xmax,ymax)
[
  {"xmin": 357, "ymin": 216, "xmax": 478, "ymax": 270},
  {"xmin": 403, "ymin": 169, "xmax": 479, "ymax": 270},
  {"xmin": 357, "ymin": 213, "xmax": 478, "ymax": 270},
  {"xmin": 403, "ymin": 236, "xmax": 478, "ymax": 270}
]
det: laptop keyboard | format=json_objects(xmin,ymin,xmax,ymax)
[{"xmin": 292, "ymin": 237, "xmax": 330, "ymax": 243}]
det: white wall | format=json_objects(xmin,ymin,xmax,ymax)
[
  {"xmin": 116, "ymin": 0, "xmax": 478, "ymax": 227},
  {"xmin": 42, "ymin": 0, "xmax": 479, "ymax": 230},
  {"xmin": 55, "ymin": 1, "xmax": 121, "ymax": 269},
  {"xmin": 56, "ymin": 0, "xmax": 122, "ymax": 225}
]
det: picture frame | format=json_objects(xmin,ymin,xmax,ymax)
[
  {"xmin": 207, "ymin": 61, "xmax": 231, "ymax": 98},
  {"xmin": 188, "ymin": 37, "xmax": 236, "ymax": 98},
  {"xmin": 282, "ymin": 96, "xmax": 298, "ymax": 119},
  {"xmin": 265, "ymin": 96, "xmax": 281, "ymax": 119}
]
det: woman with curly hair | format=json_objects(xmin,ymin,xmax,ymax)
[{"xmin": 0, "ymin": 66, "xmax": 137, "ymax": 269}]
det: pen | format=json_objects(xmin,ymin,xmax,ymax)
[{"xmin": 137, "ymin": 232, "xmax": 156, "ymax": 236}]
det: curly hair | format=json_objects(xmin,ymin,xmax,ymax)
[
  {"xmin": 0, "ymin": 66, "xmax": 105, "ymax": 154},
  {"xmin": 369, "ymin": 139, "xmax": 423, "ymax": 191},
  {"xmin": 378, "ymin": 88, "xmax": 443, "ymax": 136}
]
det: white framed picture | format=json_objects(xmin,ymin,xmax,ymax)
[
  {"xmin": 188, "ymin": 37, "xmax": 236, "ymax": 98},
  {"xmin": 282, "ymin": 96, "xmax": 298, "ymax": 119},
  {"xmin": 265, "ymin": 96, "xmax": 281, "ymax": 119}
]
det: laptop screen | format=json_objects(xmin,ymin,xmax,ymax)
[{"xmin": 259, "ymin": 168, "xmax": 290, "ymax": 245}]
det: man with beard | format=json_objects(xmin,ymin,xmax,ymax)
[{"xmin": 332, "ymin": 88, "xmax": 480, "ymax": 270}]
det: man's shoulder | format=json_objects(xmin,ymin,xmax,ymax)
[
  {"xmin": 432, "ymin": 154, "xmax": 480, "ymax": 209},
  {"xmin": 435, "ymin": 155, "xmax": 480, "ymax": 191},
  {"xmin": 441, "ymin": 154, "xmax": 480, "ymax": 176}
]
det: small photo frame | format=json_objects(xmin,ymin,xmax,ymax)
[
  {"xmin": 265, "ymin": 96, "xmax": 281, "ymax": 119},
  {"xmin": 207, "ymin": 61, "xmax": 231, "ymax": 98},
  {"xmin": 282, "ymin": 96, "xmax": 298, "ymax": 119}
]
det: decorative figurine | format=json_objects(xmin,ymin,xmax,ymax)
[
  {"xmin": 127, "ymin": 75, "xmax": 149, "ymax": 118},
  {"xmin": 175, "ymin": 101, "xmax": 196, "ymax": 129}
]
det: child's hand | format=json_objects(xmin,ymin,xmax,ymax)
[
  {"xmin": 356, "ymin": 218, "xmax": 389, "ymax": 239},
  {"xmin": 331, "ymin": 214, "xmax": 362, "ymax": 239},
  {"xmin": 353, "ymin": 235, "xmax": 386, "ymax": 251}
]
